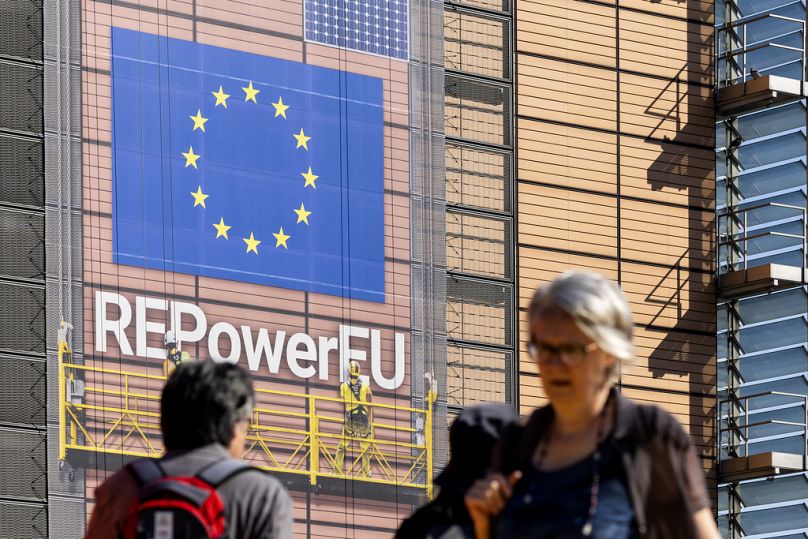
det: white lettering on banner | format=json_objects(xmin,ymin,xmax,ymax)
[
  {"xmin": 136, "ymin": 296, "xmax": 167, "ymax": 359},
  {"xmin": 94, "ymin": 292, "xmax": 408, "ymax": 389},
  {"xmin": 170, "ymin": 302, "xmax": 207, "ymax": 348},
  {"xmin": 208, "ymin": 322, "xmax": 241, "ymax": 363},
  {"xmin": 241, "ymin": 326, "xmax": 285, "ymax": 373},
  {"xmin": 95, "ymin": 291, "xmax": 134, "ymax": 356},
  {"xmin": 286, "ymin": 333, "xmax": 317, "ymax": 378}
]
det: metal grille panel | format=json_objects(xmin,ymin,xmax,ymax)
[
  {"xmin": 446, "ymin": 344, "xmax": 512, "ymax": 407},
  {"xmin": 0, "ymin": 1, "xmax": 43, "ymax": 61},
  {"xmin": 0, "ymin": 500, "xmax": 47, "ymax": 539},
  {"xmin": 0, "ymin": 62, "xmax": 43, "ymax": 134},
  {"xmin": 0, "ymin": 356, "xmax": 45, "ymax": 426},
  {"xmin": 445, "ymin": 9, "xmax": 509, "ymax": 80},
  {"xmin": 447, "ymin": 276, "xmax": 513, "ymax": 346},
  {"xmin": 446, "ymin": 142, "xmax": 510, "ymax": 213},
  {"xmin": 0, "ymin": 428, "xmax": 47, "ymax": 500},
  {"xmin": 0, "ymin": 135, "xmax": 44, "ymax": 207},
  {"xmin": 446, "ymin": 0, "xmax": 510, "ymax": 13},
  {"xmin": 0, "ymin": 282, "xmax": 45, "ymax": 354},
  {"xmin": 0, "ymin": 208, "xmax": 45, "ymax": 280},
  {"xmin": 445, "ymin": 74, "xmax": 511, "ymax": 147},
  {"xmin": 446, "ymin": 209, "xmax": 511, "ymax": 279}
]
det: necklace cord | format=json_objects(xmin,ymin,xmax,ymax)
[{"xmin": 532, "ymin": 395, "xmax": 614, "ymax": 538}]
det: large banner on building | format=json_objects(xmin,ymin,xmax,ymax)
[{"xmin": 70, "ymin": 0, "xmax": 444, "ymax": 535}]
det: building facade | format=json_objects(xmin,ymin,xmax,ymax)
[{"xmin": 0, "ymin": 0, "xmax": 723, "ymax": 537}]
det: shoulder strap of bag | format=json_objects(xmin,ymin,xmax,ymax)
[
  {"xmin": 196, "ymin": 459, "xmax": 255, "ymax": 488},
  {"xmin": 126, "ymin": 459, "xmax": 164, "ymax": 487}
]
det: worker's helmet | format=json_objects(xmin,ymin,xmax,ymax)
[
  {"xmin": 164, "ymin": 330, "xmax": 177, "ymax": 347},
  {"xmin": 348, "ymin": 360, "xmax": 361, "ymax": 380}
]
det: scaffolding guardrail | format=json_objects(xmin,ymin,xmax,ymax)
[{"xmin": 58, "ymin": 349, "xmax": 434, "ymax": 497}]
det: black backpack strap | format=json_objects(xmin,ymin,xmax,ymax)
[
  {"xmin": 126, "ymin": 458, "xmax": 165, "ymax": 487},
  {"xmin": 196, "ymin": 459, "xmax": 255, "ymax": 488}
]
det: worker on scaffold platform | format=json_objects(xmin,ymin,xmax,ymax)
[
  {"xmin": 334, "ymin": 360, "xmax": 373, "ymax": 477},
  {"xmin": 162, "ymin": 330, "xmax": 193, "ymax": 378}
]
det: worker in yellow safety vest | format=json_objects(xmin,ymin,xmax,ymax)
[
  {"xmin": 162, "ymin": 331, "xmax": 193, "ymax": 378},
  {"xmin": 334, "ymin": 360, "xmax": 373, "ymax": 477}
]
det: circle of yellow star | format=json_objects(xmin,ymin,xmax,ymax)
[
  {"xmin": 242, "ymin": 81, "xmax": 260, "ymax": 103},
  {"xmin": 293, "ymin": 128, "xmax": 311, "ymax": 150},
  {"xmin": 273, "ymin": 227, "xmax": 290, "ymax": 249},
  {"xmin": 301, "ymin": 167, "xmax": 318, "ymax": 189},
  {"xmin": 213, "ymin": 217, "xmax": 231, "ymax": 239},
  {"xmin": 294, "ymin": 203, "xmax": 311, "ymax": 225},
  {"xmin": 182, "ymin": 146, "xmax": 200, "ymax": 168},
  {"xmin": 272, "ymin": 97, "xmax": 290, "ymax": 119},
  {"xmin": 189, "ymin": 110, "xmax": 208, "ymax": 132},
  {"xmin": 243, "ymin": 232, "xmax": 261, "ymax": 254},
  {"xmin": 190, "ymin": 186, "xmax": 209, "ymax": 208},
  {"xmin": 212, "ymin": 86, "xmax": 230, "ymax": 108}
]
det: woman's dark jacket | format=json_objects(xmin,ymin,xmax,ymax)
[{"xmin": 493, "ymin": 390, "xmax": 711, "ymax": 539}]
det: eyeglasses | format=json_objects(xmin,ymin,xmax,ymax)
[{"xmin": 527, "ymin": 341, "xmax": 599, "ymax": 365}]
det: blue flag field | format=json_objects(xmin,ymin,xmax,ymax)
[{"xmin": 111, "ymin": 28, "xmax": 386, "ymax": 302}]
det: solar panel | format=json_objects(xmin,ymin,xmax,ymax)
[{"xmin": 304, "ymin": 0, "xmax": 409, "ymax": 60}]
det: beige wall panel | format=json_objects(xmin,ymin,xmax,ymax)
[
  {"xmin": 82, "ymin": 2, "xmax": 195, "ymax": 72},
  {"xmin": 620, "ymin": 136, "xmax": 714, "ymax": 209},
  {"xmin": 518, "ymin": 119, "xmax": 617, "ymax": 194},
  {"xmin": 619, "ymin": 73, "xmax": 713, "ymax": 146},
  {"xmin": 621, "ymin": 262, "xmax": 714, "ymax": 331},
  {"xmin": 517, "ymin": 0, "xmax": 615, "ymax": 67},
  {"xmin": 620, "ymin": 198, "xmax": 714, "ymax": 271},
  {"xmin": 82, "ymin": 71, "xmax": 111, "ymax": 141},
  {"xmin": 518, "ymin": 246, "xmax": 619, "ymax": 308},
  {"xmin": 517, "ymin": 55, "xmax": 617, "ymax": 131},
  {"xmin": 619, "ymin": 11, "xmax": 712, "ymax": 83},
  {"xmin": 518, "ymin": 372, "xmax": 548, "ymax": 415},
  {"xmin": 196, "ymin": 22, "xmax": 303, "ymax": 62},
  {"xmin": 518, "ymin": 306, "xmax": 715, "ymax": 378},
  {"xmin": 196, "ymin": 0, "xmax": 302, "ymax": 36},
  {"xmin": 518, "ymin": 183, "xmax": 618, "ymax": 257},
  {"xmin": 618, "ymin": 0, "xmax": 713, "ymax": 24},
  {"xmin": 307, "ymin": 44, "xmax": 410, "ymax": 126},
  {"xmin": 633, "ymin": 326, "xmax": 715, "ymax": 378}
]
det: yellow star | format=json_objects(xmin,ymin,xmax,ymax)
[
  {"xmin": 273, "ymin": 227, "xmax": 290, "ymax": 249},
  {"xmin": 293, "ymin": 203, "xmax": 312, "ymax": 225},
  {"xmin": 242, "ymin": 81, "xmax": 260, "ymax": 103},
  {"xmin": 189, "ymin": 110, "xmax": 208, "ymax": 132},
  {"xmin": 301, "ymin": 167, "xmax": 318, "ymax": 189},
  {"xmin": 212, "ymin": 217, "xmax": 231, "ymax": 239},
  {"xmin": 293, "ymin": 128, "xmax": 311, "ymax": 150},
  {"xmin": 243, "ymin": 232, "xmax": 261, "ymax": 254},
  {"xmin": 190, "ymin": 186, "xmax": 209, "ymax": 208},
  {"xmin": 272, "ymin": 97, "xmax": 290, "ymax": 119},
  {"xmin": 212, "ymin": 86, "xmax": 230, "ymax": 108},
  {"xmin": 182, "ymin": 146, "xmax": 200, "ymax": 168}
]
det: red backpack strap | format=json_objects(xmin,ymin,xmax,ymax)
[
  {"xmin": 126, "ymin": 458, "xmax": 165, "ymax": 486},
  {"xmin": 196, "ymin": 459, "xmax": 254, "ymax": 488}
]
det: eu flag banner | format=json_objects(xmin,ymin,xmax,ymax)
[{"xmin": 111, "ymin": 28, "xmax": 386, "ymax": 302}]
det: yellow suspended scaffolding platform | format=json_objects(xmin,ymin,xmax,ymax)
[{"xmin": 58, "ymin": 343, "xmax": 434, "ymax": 499}]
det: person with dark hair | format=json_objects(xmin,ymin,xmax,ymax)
[
  {"xmin": 84, "ymin": 360, "xmax": 293, "ymax": 539},
  {"xmin": 395, "ymin": 403, "xmax": 518, "ymax": 539}
]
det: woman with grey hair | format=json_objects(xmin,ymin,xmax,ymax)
[{"xmin": 464, "ymin": 271, "xmax": 719, "ymax": 539}]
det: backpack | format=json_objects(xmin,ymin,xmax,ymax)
[{"xmin": 120, "ymin": 458, "xmax": 253, "ymax": 539}]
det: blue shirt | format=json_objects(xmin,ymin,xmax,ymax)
[{"xmin": 497, "ymin": 438, "xmax": 639, "ymax": 539}]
